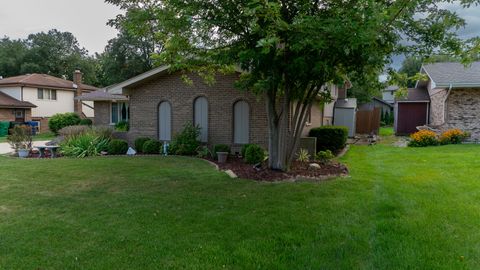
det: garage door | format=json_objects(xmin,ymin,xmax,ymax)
[{"xmin": 396, "ymin": 103, "xmax": 428, "ymax": 135}]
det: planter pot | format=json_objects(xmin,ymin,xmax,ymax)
[
  {"xmin": 18, "ymin": 149, "xmax": 30, "ymax": 158},
  {"xmin": 216, "ymin": 152, "xmax": 228, "ymax": 163}
]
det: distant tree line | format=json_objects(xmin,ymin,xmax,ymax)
[{"xmin": 0, "ymin": 26, "xmax": 154, "ymax": 87}]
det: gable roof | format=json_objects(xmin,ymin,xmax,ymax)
[
  {"xmin": 421, "ymin": 62, "xmax": 480, "ymax": 88},
  {"xmin": 105, "ymin": 66, "xmax": 171, "ymax": 94},
  {"xmin": 0, "ymin": 74, "xmax": 98, "ymax": 92},
  {"xmin": 75, "ymin": 90, "xmax": 129, "ymax": 101},
  {"xmin": 373, "ymin": 97, "xmax": 394, "ymax": 108},
  {"xmin": 0, "ymin": 91, "xmax": 36, "ymax": 109},
  {"xmin": 396, "ymin": 88, "xmax": 430, "ymax": 103}
]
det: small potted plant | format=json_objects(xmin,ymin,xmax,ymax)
[
  {"xmin": 7, "ymin": 125, "xmax": 33, "ymax": 158},
  {"xmin": 214, "ymin": 144, "xmax": 231, "ymax": 163}
]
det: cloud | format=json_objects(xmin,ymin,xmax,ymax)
[{"xmin": 391, "ymin": 2, "xmax": 480, "ymax": 70}]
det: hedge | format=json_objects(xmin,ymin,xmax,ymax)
[{"xmin": 309, "ymin": 126, "xmax": 348, "ymax": 153}]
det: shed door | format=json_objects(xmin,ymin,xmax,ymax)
[
  {"xmin": 396, "ymin": 103, "xmax": 428, "ymax": 135},
  {"xmin": 194, "ymin": 97, "xmax": 208, "ymax": 142},
  {"xmin": 234, "ymin": 101, "xmax": 249, "ymax": 144},
  {"xmin": 334, "ymin": 108, "xmax": 355, "ymax": 137},
  {"xmin": 158, "ymin": 102, "xmax": 172, "ymax": 141}
]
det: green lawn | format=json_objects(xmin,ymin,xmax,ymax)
[
  {"xmin": 1, "ymin": 145, "xmax": 480, "ymax": 269},
  {"xmin": 379, "ymin": 126, "xmax": 394, "ymax": 136},
  {"xmin": 0, "ymin": 132, "xmax": 55, "ymax": 143}
]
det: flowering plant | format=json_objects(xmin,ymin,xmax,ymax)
[{"xmin": 408, "ymin": 130, "xmax": 438, "ymax": 147}]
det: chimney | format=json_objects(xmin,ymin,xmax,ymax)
[
  {"xmin": 73, "ymin": 70, "xmax": 83, "ymax": 117},
  {"xmin": 338, "ymin": 87, "xmax": 347, "ymax": 99}
]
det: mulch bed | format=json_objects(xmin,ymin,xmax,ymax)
[{"xmin": 208, "ymin": 157, "xmax": 349, "ymax": 182}]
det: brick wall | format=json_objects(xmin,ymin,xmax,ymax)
[
  {"xmin": 93, "ymin": 101, "xmax": 111, "ymax": 127},
  {"xmin": 127, "ymin": 72, "xmax": 269, "ymax": 152},
  {"xmin": 0, "ymin": 109, "xmax": 15, "ymax": 122},
  {"xmin": 0, "ymin": 108, "xmax": 33, "ymax": 122},
  {"xmin": 444, "ymin": 88, "xmax": 480, "ymax": 141}
]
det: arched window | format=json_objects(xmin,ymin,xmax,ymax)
[
  {"xmin": 233, "ymin": 100, "xmax": 250, "ymax": 144},
  {"xmin": 194, "ymin": 97, "xmax": 208, "ymax": 142},
  {"xmin": 158, "ymin": 101, "xmax": 172, "ymax": 141}
]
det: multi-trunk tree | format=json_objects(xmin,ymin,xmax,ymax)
[{"xmin": 108, "ymin": 0, "xmax": 480, "ymax": 171}]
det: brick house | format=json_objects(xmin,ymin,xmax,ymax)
[
  {"xmin": 78, "ymin": 66, "xmax": 342, "ymax": 152},
  {"xmin": 0, "ymin": 71, "xmax": 97, "ymax": 132},
  {"xmin": 394, "ymin": 61, "xmax": 480, "ymax": 139}
]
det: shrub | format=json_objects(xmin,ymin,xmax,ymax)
[
  {"xmin": 58, "ymin": 125, "xmax": 90, "ymax": 137},
  {"xmin": 196, "ymin": 146, "xmax": 212, "ymax": 158},
  {"xmin": 244, "ymin": 144, "xmax": 265, "ymax": 164},
  {"xmin": 142, "ymin": 139, "xmax": 161, "ymax": 154},
  {"xmin": 214, "ymin": 144, "xmax": 230, "ymax": 154},
  {"xmin": 60, "ymin": 133, "xmax": 109, "ymax": 158},
  {"xmin": 92, "ymin": 126, "xmax": 113, "ymax": 140},
  {"xmin": 79, "ymin": 119, "xmax": 93, "ymax": 126},
  {"xmin": 240, "ymin": 144, "xmax": 253, "ymax": 157},
  {"xmin": 49, "ymin": 113, "xmax": 81, "ymax": 134},
  {"xmin": 296, "ymin": 148, "xmax": 310, "ymax": 162},
  {"xmin": 315, "ymin": 150, "xmax": 335, "ymax": 164},
  {"xmin": 169, "ymin": 122, "xmax": 200, "ymax": 155},
  {"xmin": 439, "ymin": 129, "xmax": 469, "ymax": 145},
  {"xmin": 408, "ymin": 130, "xmax": 438, "ymax": 147},
  {"xmin": 135, "ymin": 137, "xmax": 151, "ymax": 153},
  {"xmin": 309, "ymin": 126, "xmax": 348, "ymax": 153},
  {"xmin": 115, "ymin": 121, "xmax": 129, "ymax": 131},
  {"xmin": 7, "ymin": 125, "xmax": 33, "ymax": 151},
  {"xmin": 108, "ymin": 139, "xmax": 129, "ymax": 155}
]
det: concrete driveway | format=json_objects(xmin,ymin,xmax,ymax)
[{"xmin": 0, "ymin": 141, "xmax": 51, "ymax": 155}]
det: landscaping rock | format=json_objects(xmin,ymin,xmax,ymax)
[
  {"xmin": 127, "ymin": 147, "xmax": 136, "ymax": 156},
  {"xmin": 308, "ymin": 163, "xmax": 321, "ymax": 170},
  {"xmin": 225, "ymin": 169, "xmax": 238, "ymax": 178}
]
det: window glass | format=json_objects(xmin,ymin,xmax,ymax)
[
  {"xmin": 38, "ymin": 88, "xmax": 44, "ymax": 99},
  {"xmin": 111, "ymin": 103, "xmax": 119, "ymax": 124},
  {"xmin": 194, "ymin": 97, "xmax": 208, "ymax": 142},
  {"xmin": 233, "ymin": 100, "xmax": 249, "ymax": 144}
]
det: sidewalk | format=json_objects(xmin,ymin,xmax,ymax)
[{"xmin": 0, "ymin": 141, "xmax": 51, "ymax": 155}]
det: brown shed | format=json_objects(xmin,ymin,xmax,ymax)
[{"xmin": 394, "ymin": 88, "xmax": 430, "ymax": 135}]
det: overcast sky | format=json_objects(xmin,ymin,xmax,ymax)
[
  {"xmin": 0, "ymin": 0, "xmax": 121, "ymax": 55},
  {"xmin": 0, "ymin": 1, "xmax": 478, "ymax": 67}
]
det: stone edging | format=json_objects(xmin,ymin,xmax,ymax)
[{"xmin": 336, "ymin": 145, "xmax": 350, "ymax": 159}]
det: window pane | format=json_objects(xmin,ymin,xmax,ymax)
[
  {"xmin": 158, "ymin": 102, "xmax": 172, "ymax": 141},
  {"xmin": 121, "ymin": 103, "xmax": 128, "ymax": 121},
  {"xmin": 38, "ymin": 89, "xmax": 43, "ymax": 99},
  {"xmin": 194, "ymin": 97, "xmax": 208, "ymax": 142},
  {"xmin": 51, "ymin": 90, "xmax": 57, "ymax": 100},
  {"xmin": 111, "ymin": 103, "xmax": 119, "ymax": 123},
  {"xmin": 234, "ymin": 101, "xmax": 249, "ymax": 144},
  {"xmin": 45, "ymin": 89, "xmax": 51, "ymax": 100}
]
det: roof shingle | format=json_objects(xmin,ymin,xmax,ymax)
[
  {"xmin": 0, "ymin": 92, "xmax": 36, "ymax": 108},
  {"xmin": 0, "ymin": 74, "xmax": 98, "ymax": 92},
  {"xmin": 422, "ymin": 62, "xmax": 480, "ymax": 86}
]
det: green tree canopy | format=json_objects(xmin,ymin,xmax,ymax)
[
  {"xmin": 107, "ymin": 0, "xmax": 480, "ymax": 170},
  {"xmin": 0, "ymin": 30, "xmax": 99, "ymax": 85}
]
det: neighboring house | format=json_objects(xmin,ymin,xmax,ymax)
[
  {"xmin": 359, "ymin": 97, "xmax": 393, "ymax": 116},
  {"xmin": 0, "ymin": 91, "xmax": 37, "ymax": 122},
  {"xmin": 395, "ymin": 61, "xmax": 480, "ymax": 139},
  {"xmin": 382, "ymin": 85, "xmax": 399, "ymax": 104},
  {"xmin": 333, "ymin": 83, "xmax": 357, "ymax": 137},
  {"xmin": 78, "ymin": 66, "xmax": 344, "ymax": 152},
  {"xmin": 0, "ymin": 71, "xmax": 97, "ymax": 132}
]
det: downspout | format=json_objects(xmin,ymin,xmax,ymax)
[{"xmin": 442, "ymin": 84, "xmax": 453, "ymax": 125}]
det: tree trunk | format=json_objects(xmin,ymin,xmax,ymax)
[{"xmin": 266, "ymin": 93, "xmax": 290, "ymax": 171}]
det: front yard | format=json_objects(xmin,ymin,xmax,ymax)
[{"xmin": 1, "ymin": 144, "xmax": 480, "ymax": 269}]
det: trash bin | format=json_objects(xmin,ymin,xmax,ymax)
[
  {"xmin": 25, "ymin": 121, "xmax": 38, "ymax": 136},
  {"xmin": 0, "ymin": 121, "xmax": 9, "ymax": 137}
]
